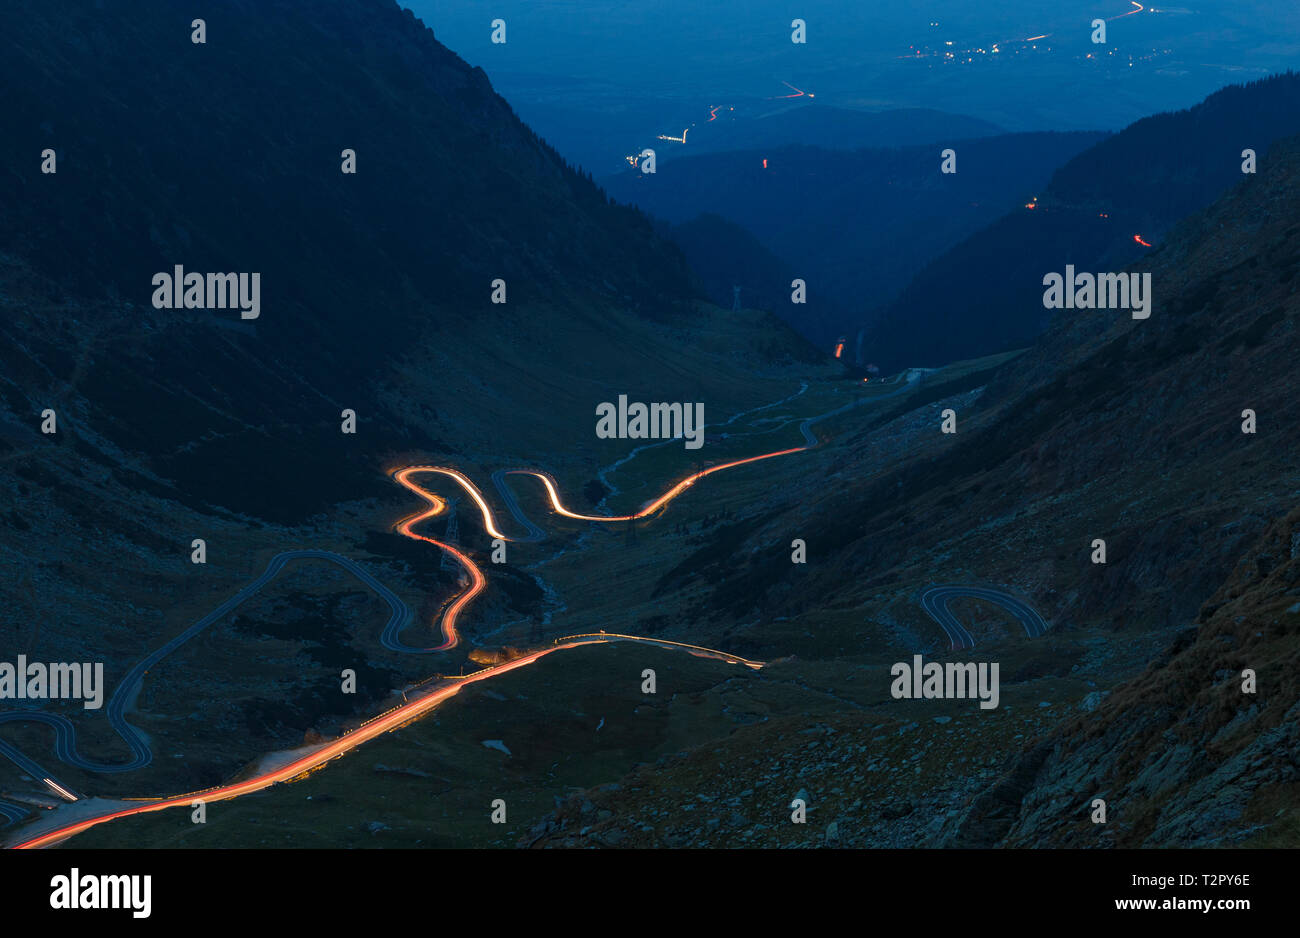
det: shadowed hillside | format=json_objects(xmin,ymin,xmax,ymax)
[
  {"xmin": 605, "ymin": 131, "xmax": 1104, "ymax": 348},
  {"xmin": 866, "ymin": 71, "xmax": 1300, "ymax": 370},
  {"xmin": 0, "ymin": 0, "xmax": 824, "ymax": 803}
]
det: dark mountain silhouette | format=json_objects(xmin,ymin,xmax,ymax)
[
  {"xmin": 0, "ymin": 0, "xmax": 814, "ymax": 524},
  {"xmin": 865, "ymin": 71, "xmax": 1300, "ymax": 371},
  {"xmin": 0, "ymin": 0, "xmax": 695, "ymax": 370},
  {"xmin": 521, "ymin": 132, "xmax": 1300, "ymax": 852},
  {"xmin": 940, "ymin": 134, "xmax": 1300, "ymax": 848},
  {"xmin": 654, "ymin": 213, "xmax": 845, "ymax": 341},
  {"xmin": 604, "ymin": 131, "xmax": 1104, "ymax": 347},
  {"xmin": 0, "ymin": 0, "xmax": 823, "ymax": 803},
  {"xmin": 492, "ymin": 96, "xmax": 1006, "ymax": 176},
  {"xmin": 669, "ymin": 104, "xmax": 1005, "ymax": 158}
]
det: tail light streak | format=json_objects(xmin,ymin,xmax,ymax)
[{"xmin": 14, "ymin": 442, "xmax": 809, "ymax": 848}]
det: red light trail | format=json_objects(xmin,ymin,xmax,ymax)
[
  {"xmin": 12, "ymin": 442, "xmax": 815, "ymax": 848},
  {"xmin": 771, "ymin": 81, "xmax": 813, "ymax": 99}
]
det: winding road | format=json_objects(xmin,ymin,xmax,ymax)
[
  {"xmin": 5, "ymin": 370, "xmax": 1047, "ymax": 848},
  {"xmin": 0, "ymin": 800, "xmax": 28, "ymax": 827},
  {"xmin": 919, "ymin": 585, "xmax": 1050, "ymax": 651},
  {"xmin": 0, "ymin": 550, "xmax": 417, "ymax": 782},
  {"xmin": 8, "ymin": 426, "xmax": 808, "ymax": 846}
]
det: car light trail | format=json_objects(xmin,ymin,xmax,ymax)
[
  {"xmin": 14, "ymin": 626, "xmax": 766, "ymax": 849},
  {"xmin": 394, "ymin": 466, "xmax": 508, "ymax": 541},
  {"xmin": 12, "ymin": 441, "xmax": 813, "ymax": 848},
  {"xmin": 43, "ymin": 779, "xmax": 77, "ymax": 802},
  {"xmin": 506, "ymin": 447, "xmax": 806, "ymax": 524},
  {"xmin": 772, "ymin": 80, "xmax": 812, "ymax": 99}
]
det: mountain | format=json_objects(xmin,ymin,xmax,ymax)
[
  {"xmin": 944, "ymin": 136, "xmax": 1300, "ymax": 848},
  {"xmin": 605, "ymin": 131, "xmax": 1105, "ymax": 347},
  {"xmin": 483, "ymin": 95, "xmax": 1007, "ymax": 176},
  {"xmin": 866, "ymin": 71, "xmax": 1300, "ymax": 371},
  {"xmin": 0, "ymin": 0, "xmax": 822, "ymax": 799},
  {"xmin": 659, "ymin": 104, "xmax": 1005, "ymax": 159},
  {"xmin": 722, "ymin": 132, "xmax": 1300, "ymax": 647},
  {"xmin": 0, "ymin": 0, "xmax": 822, "ymax": 511},
  {"xmin": 956, "ymin": 505, "xmax": 1300, "ymax": 848},
  {"xmin": 513, "ymin": 130, "xmax": 1300, "ymax": 851},
  {"xmin": 654, "ymin": 213, "xmax": 846, "ymax": 342}
]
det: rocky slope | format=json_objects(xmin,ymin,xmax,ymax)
[
  {"xmin": 520, "ymin": 133, "xmax": 1300, "ymax": 850},
  {"xmin": 951, "ymin": 507, "xmax": 1300, "ymax": 848},
  {"xmin": 0, "ymin": 0, "xmax": 822, "ymax": 799}
]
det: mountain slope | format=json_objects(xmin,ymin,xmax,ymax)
[
  {"xmin": 973, "ymin": 506, "xmax": 1300, "ymax": 848},
  {"xmin": 605, "ymin": 131, "xmax": 1105, "ymax": 347},
  {"xmin": 507, "ymin": 132, "xmax": 1300, "ymax": 852},
  {"xmin": 0, "ymin": 0, "xmax": 820, "ymax": 515},
  {"xmin": 0, "ymin": 0, "xmax": 825, "ymax": 801},
  {"xmin": 716, "ymin": 131, "xmax": 1299, "ymax": 646},
  {"xmin": 656, "ymin": 213, "xmax": 846, "ymax": 342},
  {"xmin": 866, "ymin": 71, "xmax": 1300, "ymax": 370},
  {"xmin": 940, "ymin": 139, "xmax": 1300, "ymax": 848}
]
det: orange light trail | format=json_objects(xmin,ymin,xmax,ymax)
[
  {"xmin": 14, "ymin": 630, "xmax": 765, "ymax": 848},
  {"xmin": 772, "ymin": 81, "xmax": 812, "ymax": 99},
  {"xmin": 1133, "ymin": 233, "xmax": 1152, "ymax": 247},
  {"xmin": 512, "ymin": 446, "xmax": 807, "ymax": 523},
  {"xmin": 14, "ymin": 633, "xmax": 757, "ymax": 848},
  {"xmin": 395, "ymin": 466, "xmax": 508, "ymax": 541},
  {"xmin": 390, "ymin": 468, "xmax": 494, "ymax": 651},
  {"xmin": 13, "ymin": 441, "xmax": 813, "ymax": 848}
]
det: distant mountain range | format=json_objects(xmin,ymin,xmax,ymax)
[
  {"xmin": 0, "ymin": 0, "xmax": 815, "ymax": 523},
  {"xmin": 606, "ymin": 131, "xmax": 1105, "ymax": 347},
  {"xmin": 505, "ymin": 96, "xmax": 1008, "ymax": 175},
  {"xmin": 567, "ymin": 130, "xmax": 1300, "ymax": 850},
  {"xmin": 656, "ymin": 104, "xmax": 1005, "ymax": 159},
  {"xmin": 0, "ymin": 0, "xmax": 819, "ymax": 793},
  {"xmin": 864, "ymin": 71, "xmax": 1300, "ymax": 370}
]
